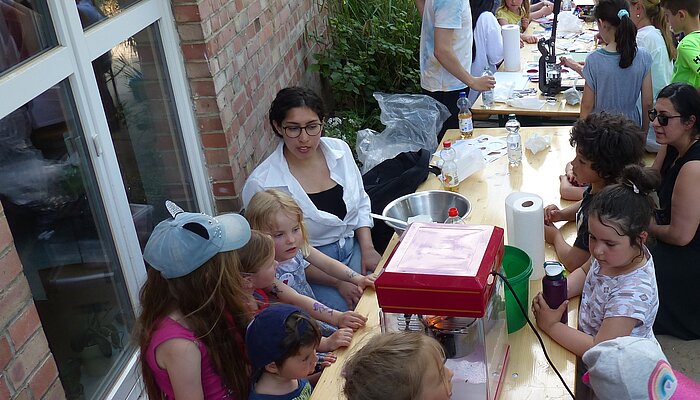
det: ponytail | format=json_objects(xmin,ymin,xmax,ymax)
[
  {"xmin": 642, "ymin": 0, "xmax": 677, "ymax": 60},
  {"xmin": 594, "ymin": 0, "xmax": 638, "ymax": 68}
]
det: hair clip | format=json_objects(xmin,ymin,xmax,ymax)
[
  {"xmin": 617, "ymin": 9, "xmax": 629, "ymax": 19},
  {"xmin": 627, "ymin": 179, "xmax": 640, "ymax": 194}
]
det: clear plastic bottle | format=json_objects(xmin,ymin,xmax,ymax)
[
  {"xmin": 481, "ymin": 68, "xmax": 494, "ymax": 108},
  {"xmin": 443, "ymin": 207, "xmax": 464, "ymax": 224},
  {"xmin": 457, "ymin": 92, "xmax": 473, "ymax": 139},
  {"xmin": 440, "ymin": 140, "xmax": 459, "ymax": 192},
  {"xmin": 505, "ymin": 114, "xmax": 522, "ymax": 166},
  {"xmin": 562, "ymin": 0, "xmax": 573, "ymax": 11}
]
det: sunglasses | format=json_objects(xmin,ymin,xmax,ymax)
[{"xmin": 648, "ymin": 109, "xmax": 682, "ymax": 126}]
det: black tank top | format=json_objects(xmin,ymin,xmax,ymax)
[{"xmin": 307, "ymin": 184, "xmax": 347, "ymax": 220}]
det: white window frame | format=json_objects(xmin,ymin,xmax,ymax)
[{"xmin": 0, "ymin": 0, "xmax": 213, "ymax": 397}]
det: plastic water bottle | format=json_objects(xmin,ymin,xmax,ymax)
[
  {"xmin": 562, "ymin": 0, "xmax": 573, "ymax": 11},
  {"xmin": 443, "ymin": 207, "xmax": 464, "ymax": 224},
  {"xmin": 542, "ymin": 261, "xmax": 568, "ymax": 324},
  {"xmin": 440, "ymin": 140, "xmax": 459, "ymax": 192},
  {"xmin": 481, "ymin": 68, "xmax": 494, "ymax": 108},
  {"xmin": 506, "ymin": 114, "xmax": 522, "ymax": 166},
  {"xmin": 457, "ymin": 92, "xmax": 473, "ymax": 140}
]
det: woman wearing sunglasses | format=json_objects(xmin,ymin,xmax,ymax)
[
  {"xmin": 649, "ymin": 82, "xmax": 700, "ymax": 340},
  {"xmin": 241, "ymin": 87, "xmax": 381, "ymax": 311}
]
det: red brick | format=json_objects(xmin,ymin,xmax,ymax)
[
  {"xmin": 173, "ymin": 4, "xmax": 201, "ymax": 23},
  {"xmin": 28, "ymin": 356, "xmax": 59, "ymax": 398},
  {"xmin": 185, "ymin": 61, "xmax": 213, "ymax": 79},
  {"xmin": 201, "ymin": 133, "xmax": 228, "ymax": 148},
  {"xmin": 0, "ymin": 247, "xmax": 22, "ymax": 290},
  {"xmin": 9, "ymin": 305, "xmax": 41, "ymax": 349},
  {"xmin": 194, "ymin": 97, "xmax": 218, "ymax": 114},
  {"xmin": 0, "ymin": 336, "xmax": 11, "ymax": 370},
  {"xmin": 0, "ymin": 277, "xmax": 31, "ymax": 330},
  {"xmin": 14, "ymin": 388, "xmax": 30, "ymax": 400},
  {"xmin": 0, "ymin": 378, "xmax": 9, "ymax": 400},
  {"xmin": 207, "ymin": 166, "xmax": 234, "ymax": 181},
  {"xmin": 212, "ymin": 182, "xmax": 235, "ymax": 196},
  {"xmin": 7, "ymin": 332, "xmax": 50, "ymax": 389},
  {"xmin": 43, "ymin": 380, "xmax": 66, "ymax": 400},
  {"xmin": 177, "ymin": 23, "xmax": 205, "ymax": 42},
  {"xmin": 181, "ymin": 43, "xmax": 207, "ymax": 60},
  {"xmin": 190, "ymin": 80, "xmax": 217, "ymax": 97},
  {"xmin": 197, "ymin": 116, "xmax": 224, "ymax": 132},
  {"xmin": 0, "ymin": 218, "xmax": 14, "ymax": 249},
  {"xmin": 205, "ymin": 149, "xmax": 231, "ymax": 165}
]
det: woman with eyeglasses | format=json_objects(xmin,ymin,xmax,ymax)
[
  {"xmin": 241, "ymin": 87, "xmax": 381, "ymax": 312},
  {"xmin": 649, "ymin": 82, "xmax": 700, "ymax": 340}
]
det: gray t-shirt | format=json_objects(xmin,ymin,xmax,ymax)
[
  {"xmin": 579, "ymin": 247, "xmax": 658, "ymax": 341},
  {"xmin": 582, "ymin": 47, "xmax": 652, "ymax": 126}
]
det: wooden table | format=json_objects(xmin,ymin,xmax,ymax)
[
  {"xmin": 311, "ymin": 126, "xmax": 582, "ymax": 400},
  {"xmin": 471, "ymin": 24, "xmax": 596, "ymax": 119}
]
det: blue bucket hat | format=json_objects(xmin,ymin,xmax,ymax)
[
  {"xmin": 246, "ymin": 304, "xmax": 315, "ymax": 370},
  {"xmin": 143, "ymin": 200, "xmax": 251, "ymax": 278}
]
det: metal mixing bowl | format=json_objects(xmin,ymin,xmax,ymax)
[{"xmin": 381, "ymin": 190, "xmax": 472, "ymax": 235}]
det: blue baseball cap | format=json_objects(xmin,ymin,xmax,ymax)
[
  {"xmin": 143, "ymin": 200, "xmax": 251, "ymax": 278},
  {"xmin": 246, "ymin": 304, "xmax": 315, "ymax": 370}
]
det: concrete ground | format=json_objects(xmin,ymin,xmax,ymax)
[{"xmin": 658, "ymin": 335, "xmax": 700, "ymax": 382}]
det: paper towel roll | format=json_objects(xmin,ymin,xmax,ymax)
[
  {"xmin": 505, "ymin": 192, "xmax": 545, "ymax": 280},
  {"xmin": 502, "ymin": 24, "xmax": 521, "ymax": 72}
]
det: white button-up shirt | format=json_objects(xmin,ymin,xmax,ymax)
[{"xmin": 242, "ymin": 137, "xmax": 373, "ymax": 247}]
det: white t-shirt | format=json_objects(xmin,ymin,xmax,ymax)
[
  {"xmin": 579, "ymin": 247, "xmax": 659, "ymax": 341},
  {"xmin": 420, "ymin": 0, "xmax": 473, "ymax": 92},
  {"xmin": 469, "ymin": 11, "xmax": 503, "ymax": 104}
]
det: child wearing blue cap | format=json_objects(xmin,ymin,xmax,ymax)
[
  {"xmin": 246, "ymin": 304, "xmax": 321, "ymax": 399},
  {"xmin": 135, "ymin": 201, "xmax": 253, "ymax": 399}
]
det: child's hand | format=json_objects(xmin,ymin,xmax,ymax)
[
  {"xmin": 522, "ymin": 34, "xmax": 538, "ymax": 44},
  {"xmin": 351, "ymin": 273, "xmax": 376, "ymax": 291},
  {"xmin": 532, "ymin": 292, "xmax": 568, "ymax": 334},
  {"xmin": 335, "ymin": 311, "xmax": 367, "ymax": 331},
  {"xmin": 323, "ymin": 328, "xmax": 354, "ymax": 351},
  {"xmin": 520, "ymin": 38, "xmax": 525, "ymax": 48},
  {"xmin": 337, "ymin": 281, "xmax": 362, "ymax": 308},
  {"xmin": 361, "ymin": 248, "xmax": 382, "ymax": 275},
  {"xmin": 544, "ymin": 222, "xmax": 561, "ymax": 244},
  {"xmin": 316, "ymin": 352, "xmax": 337, "ymax": 369},
  {"xmin": 544, "ymin": 204, "xmax": 563, "ymax": 224}
]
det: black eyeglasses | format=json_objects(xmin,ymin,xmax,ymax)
[
  {"xmin": 281, "ymin": 123, "xmax": 324, "ymax": 138},
  {"xmin": 648, "ymin": 109, "xmax": 682, "ymax": 126}
]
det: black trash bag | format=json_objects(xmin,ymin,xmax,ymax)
[{"xmin": 362, "ymin": 149, "xmax": 431, "ymax": 253}]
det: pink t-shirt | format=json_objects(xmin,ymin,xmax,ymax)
[{"xmin": 145, "ymin": 317, "xmax": 235, "ymax": 399}]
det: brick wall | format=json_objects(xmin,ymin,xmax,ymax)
[
  {"xmin": 0, "ymin": 205, "xmax": 65, "ymax": 400},
  {"xmin": 171, "ymin": 0, "xmax": 326, "ymax": 212}
]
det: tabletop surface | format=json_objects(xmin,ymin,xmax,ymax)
[
  {"xmin": 310, "ymin": 126, "xmax": 583, "ymax": 400},
  {"xmin": 471, "ymin": 23, "xmax": 596, "ymax": 118}
]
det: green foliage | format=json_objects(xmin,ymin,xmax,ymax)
[{"xmin": 309, "ymin": 0, "xmax": 422, "ymax": 131}]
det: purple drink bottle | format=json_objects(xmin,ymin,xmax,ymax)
[{"xmin": 542, "ymin": 261, "xmax": 568, "ymax": 324}]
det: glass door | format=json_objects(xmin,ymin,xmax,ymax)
[{"xmin": 0, "ymin": 0, "xmax": 209, "ymax": 398}]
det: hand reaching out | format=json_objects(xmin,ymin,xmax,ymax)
[
  {"xmin": 337, "ymin": 281, "xmax": 362, "ymax": 308},
  {"xmin": 335, "ymin": 310, "xmax": 367, "ymax": 331}
]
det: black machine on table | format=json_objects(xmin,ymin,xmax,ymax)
[{"xmin": 538, "ymin": 0, "xmax": 562, "ymax": 96}]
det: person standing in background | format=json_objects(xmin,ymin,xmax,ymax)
[
  {"xmin": 661, "ymin": 0, "xmax": 700, "ymax": 87},
  {"xmin": 468, "ymin": 0, "xmax": 504, "ymax": 105},
  {"xmin": 629, "ymin": 0, "xmax": 675, "ymax": 152},
  {"xmin": 416, "ymin": 0, "xmax": 496, "ymax": 141}
]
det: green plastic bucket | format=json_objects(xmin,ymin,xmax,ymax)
[{"xmin": 502, "ymin": 245, "xmax": 532, "ymax": 333}]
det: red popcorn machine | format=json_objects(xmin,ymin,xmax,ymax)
[{"xmin": 375, "ymin": 223, "xmax": 510, "ymax": 400}]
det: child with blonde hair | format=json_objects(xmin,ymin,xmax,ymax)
[
  {"xmin": 237, "ymin": 230, "xmax": 361, "ymax": 351},
  {"xmin": 496, "ymin": 0, "xmax": 553, "ymax": 43},
  {"xmin": 343, "ymin": 332, "xmax": 454, "ymax": 400},
  {"xmin": 246, "ymin": 189, "xmax": 375, "ymax": 312}
]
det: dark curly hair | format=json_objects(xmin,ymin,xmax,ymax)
[
  {"xmin": 570, "ymin": 112, "xmax": 644, "ymax": 184},
  {"xmin": 269, "ymin": 87, "xmax": 326, "ymax": 137},
  {"xmin": 588, "ymin": 164, "xmax": 660, "ymax": 250}
]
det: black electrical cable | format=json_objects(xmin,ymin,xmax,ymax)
[{"xmin": 490, "ymin": 270, "xmax": 576, "ymax": 399}]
